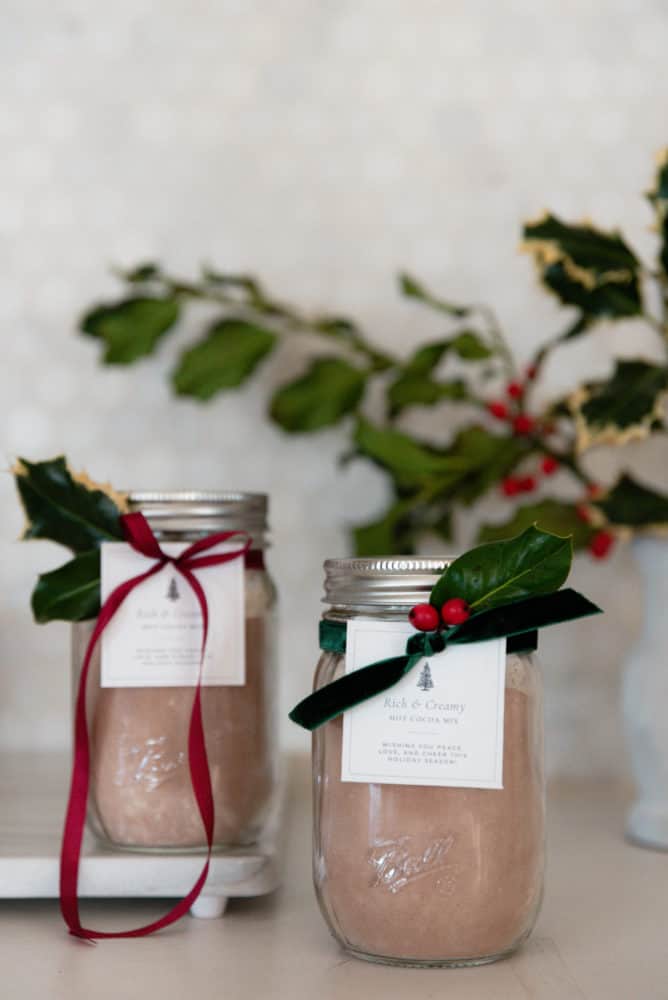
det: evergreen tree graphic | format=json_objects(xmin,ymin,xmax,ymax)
[
  {"xmin": 166, "ymin": 577, "xmax": 180, "ymax": 601},
  {"xmin": 417, "ymin": 662, "xmax": 434, "ymax": 691}
]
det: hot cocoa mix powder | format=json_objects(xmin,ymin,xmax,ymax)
[
  {"xmin": 77, "ymin": 572, "xmax": 275, "ymax": 849},
  {"xmin": 314, "ymin": 656, "xmax": 544, "ymax": 963}
]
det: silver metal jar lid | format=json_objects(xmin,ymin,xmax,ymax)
[
  {"xmin": 323, "ymin": 556, "xmax": 452, "ymax": 609},
  {"xmin": 128, "ymin": 491, "xmax": 269, "ymax": 547}
]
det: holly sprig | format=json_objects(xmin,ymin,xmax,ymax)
[
  {"xmin": 13, "ymin": 457, "xmax": 126, "ymax": 622},
  {"xmin": 77, "ymin": 148, "xmax": 668, "ymax": 559}
]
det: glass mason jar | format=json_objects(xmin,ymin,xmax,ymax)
[
  {"xmin": 312, "ymin": 557, "xmax": 545, "ymax": 967},
  {"xmin": 72, "ymin": 492, "xmax": 277, "ymax": 852}
]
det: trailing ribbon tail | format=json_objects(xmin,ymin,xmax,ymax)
[{"xmin": 59, "ymin": 511, "xmax": 251, "ymax": 940}]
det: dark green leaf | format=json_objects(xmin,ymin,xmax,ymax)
[
  {"xmin": 398, "ymin": 272, "xmax": 471, "ymax": 318},
  {"xmin": 353, "ymin": 418, "xmax": 472, "ymax": 490},
  {"xmin": 81, "ymin": 296, "xmax": 180, "ymax": 364},
  {"xmin": 270, "ymin": 358, "xmax": 366, "ymax": 432},
  {"xmin": 450, "ymin": 330, "xmax": 493, "ymax": 360},
  {"xmin": 14, "ymin": 456, "xmax": 124, "ymax": 554},
  {"xmin": 172, "ymin": 318, "xmax": 276, "ymax": 400},
  {"xmin": 523, "ymin": 214, "xmax": 642, "ymax": 318},
  {"xmin": 577, "ymin": 360, "xmax": 668, "ymax": 446},
  {"xmin": 31, "ymin": 550, "xmax": 101, "ymax": 623},
  {"xmin": 388, "ymin": 374, "xmax": 468, "ymax": 415},
  {"xmin": 402, "ymin": 340, "xmax": 451, "ymax": 376},
  {"xmin": 593, "ymin": 473, "xmax": 668, "ymax": 528},
  {"xmin": 477, "ymin": 499, "xmax": 595, "ymax": 549},
  {"xmin": 447, "ymin": 426, "xmax": 530, "ymax": 504},
  {"xmin": 430, "ymin": 525, "xmax": 572, "ymax": 612}
]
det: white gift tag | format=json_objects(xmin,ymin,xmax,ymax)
[
  {"xmin": 100, "ymin": 541, "xmax": 245, "ymax": 687},
  {"xmin": 341, "ymin": 619, "xmax": 506, "ymax": 788}
]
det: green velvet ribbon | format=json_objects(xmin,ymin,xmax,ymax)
[{"xmin": 289, "ymin": 588, "xmax": 601, "ymax": 731}]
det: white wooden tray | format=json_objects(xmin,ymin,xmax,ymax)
[{"xmin": 0, "ymin": 751, "xmax": 286, "ymax": 918}]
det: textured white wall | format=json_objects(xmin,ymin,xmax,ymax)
[{"xmin": 1, "ymin": 0, "xmax": 667, "ymax": 777}]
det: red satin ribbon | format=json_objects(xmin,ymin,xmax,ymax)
[{"xmin": 59, "ymin": 511, "xmax": 252, "ymax": 940}]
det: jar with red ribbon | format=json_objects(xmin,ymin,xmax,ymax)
[{"xmin": 71, "ymin": 491, "xmax": 277, "ymax": 851}]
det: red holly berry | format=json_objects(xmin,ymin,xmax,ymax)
[
  {"xmin": 409, "ymin": 603, "xmax": 440, "ymax": 632},
  {"xmin": 541, "ymin": 456, "xmax": 559, "ymax": 476},
  {"xmin": 512, "ymin": 414, "xmax": 535, "ymax": 436},
  {"xmin": 526, "ymin": 364, "xmax": 538, "ymax": 380},
  {"xmin": 501, "ymin": 476, "xmax": 521, "ymax": 497},
  {"xmin": 506, "ymin": 381, "xmax": 524, "ymax": 400},
  {"xmin": 487, "ymin": 401, "xmax": 509, "ymax": 420},
  {"xmin": 518, "ymin": 475, "xmax": 537, "ymax": 493},
  {"xmin": 586, "ymin": 482, "xmax": 603, "ymax": 499},
  {"xmin": 575, "ymin": 504, "xmax": 591, "ymax": 523},
  {"xmin": 589, "ymin": 531, "xmax": 615, "ymax": 560},
  {"xmin": 441, "ymin": 598, "xmax": 471, "ymax": 626}
]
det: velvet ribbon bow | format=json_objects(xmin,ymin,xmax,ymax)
[
  {"xmin": 60, "ymin": 511, "xmax": 252, "ymax": 941},
  {"xmin": 289, "ymin": 588, "xmax": 601, "ymax": 731}
]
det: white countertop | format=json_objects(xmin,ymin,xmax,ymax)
[{"xmin": 0, "ymin": 753, "xmax": 666, "ymax": 1000}]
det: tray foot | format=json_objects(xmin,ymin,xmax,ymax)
[{"xmin": 190, "ymin": 895, "xmax": 228, "ymax": 919}]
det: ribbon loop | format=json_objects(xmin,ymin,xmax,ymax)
[{"xmin": 60, "ymin": 512, "xmax": 252, "ymax": 941}]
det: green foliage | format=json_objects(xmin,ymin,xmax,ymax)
[
  {"xmin": 523, "ymin": 214, "xmax": 642, "ymax": 318},
  {"xmin": 81, "ymin": 296, "xmax": 179, "ymax": 363},
  {"xmin": 576, "ymin": 360, "xmax": 668, "ymax": 447},
  {"xmin": 173, "ymin": 318, "xmax": 276, "ymax": 400},
  {"xmin": 477, "ymin": 499, "xmax": 594, "ymax": 549},
  {"xmin": 76, "ymin": 145, "xmax": 668, "ymax": 556},
  {"xmin": 594, "ymin": 473, "xmax": 668, "ymax": 528},
  {"xmin": 430, "ymin": 526, "xmax": 572, "ymax": 612},
  {"xmin": 31, "ymin": 550, "xmax": 101, "ymax": 623},
  {"xmin": 270, "ymin": 358, "xmax": 366, "ymax": 432},
  {"xmin": 15, "ymin": 456, "xmax": 124, "ymax": 553}
]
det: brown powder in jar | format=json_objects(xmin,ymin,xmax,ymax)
[
  {"xmin": 87, "ymin": 573, "xmax": 274, "ymax": 849},
  {"xmin": 315, "ymin": 657, "xmax": 544, "ymax": 963}
]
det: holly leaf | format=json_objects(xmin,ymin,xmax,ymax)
[
  {"xmin": 270, "ymin": 358, "xmax": 366, "ymax": 432},
  {"xmin": 353, "ymin": 418, "xmax": 471, "ymax": 490},
  {"xmin": 477, "ymin": 499, "xmax": 594, "ymax": 549},
  {"xmin": 388, "ymin": 375, "xmax": 468, "ymax": 415},
  {"xmin": 573, "ymin": 359, "xmax": 668, "ymax": 449},
  {"xmin": 172, "ymin": 318, "xmax": 276, "ymax": 400},
  {"xmin": 81, "ymin": 296, "xmax": 180, "ymax": 364},
  {"xmin": 31, "ymin": 550, "xmax": 101, "ymax": 623},
  {"xmin": 593, "ymin": 473, "xmax": 668, "ymax": 529},
  {"xmin": 450, "ymin": 331, "xmax": 493, "ymax": 360},
  {"xmin": 430, "ymin": 525, "xmax": 572, "ymax": 612},
  {"xmin": 447, "ymin": 426, "xmax": 529, "ymax": 504},
  {"xmin": 522, "ymin": 214, "xmax": 642, "ymax": 318},
  {"xmin": 14, "ymin": 456, "xmax": 125, "ymax": 553}
]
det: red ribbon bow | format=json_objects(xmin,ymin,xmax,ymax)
[{"xmin": 60, "ymin": 511, "xmax": 252, "ymax": 940}]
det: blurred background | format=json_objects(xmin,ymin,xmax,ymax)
[{"xmin": 1, "ymin": 0, "xmax": 667, "ymax": 772}]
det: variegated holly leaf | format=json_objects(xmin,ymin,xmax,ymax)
[
  {"xmin": 14, "ymin": 456, "xmax": 126, "ymax": 553},
  {"xmin": 477, "ymin": 499, "xmax": 594, "ymax": 550},
  {"xmin": 522, "ymin": 214, "xmax": 642, "ymax": 318},
  {"xmin": 647, "ymin": 148, "xmax": 668, "ymax": 276},
  {"xmin": 593, "ymin": 473, "xmax": 668, "ymax": 530},
  {"xmin": 572, "ymin": 360, "xmax": 668, "ymax": 450}
]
